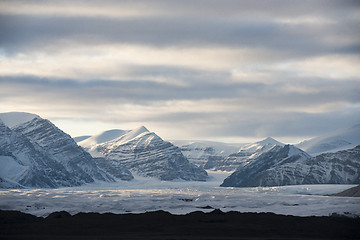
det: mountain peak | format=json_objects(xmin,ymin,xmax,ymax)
[
  {"xmin": 256, "ymin": 137, "xmax": 284, "ymax": 146},
  {"xmin": 133, "ymin": 125, "xmax": 149, "ymax": 133},
  {"xmin": 126, "ymin": 126, "xmax": 150, "ymax": 139},
  {"xmin": 0, "ymin": 112, "xmax": 40, "ymax": 128}
]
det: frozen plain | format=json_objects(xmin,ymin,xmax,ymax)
[{"xmin": 0, "ymin": 171, "xmax": 359, "ymax": 217}]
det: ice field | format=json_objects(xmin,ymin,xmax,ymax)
[{"xmin": 0, "ymin": 171, "xmax": 359, "ymax": 217}]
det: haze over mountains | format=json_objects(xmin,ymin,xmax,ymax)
[{"xmin": 0, "ymin": 112, "xmax": 359, "ymax": 189}]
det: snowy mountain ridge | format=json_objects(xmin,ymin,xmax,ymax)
[
  {"xmin": 202, "ymin": 137, "xmax": 287, "ymax": 171},
  {"xmin": 296, "ymin": 124, "xmax": 360, "ymax": 156},
  {"xmin": 172, "ymin": 140, "xmax": 244, "ymax": 168}
]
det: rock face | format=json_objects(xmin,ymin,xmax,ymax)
[
  {"xmin": 0, "ymin": 113, "xmax": 122, "ymax": 188},
  {"xmin": 79, "ymin": 127, "xmax": 208, "ymax": 181},
  {"xmin": 221, "ymin": 145, "xmax": 311, "ymax": 187}
]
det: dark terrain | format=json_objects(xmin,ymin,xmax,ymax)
[
  {"xmin": 1, "ymin": 209, "xmax": 359, "ymax": 239},
  {"xmin": 332, "ymin": 184, "xmax": 360, "ymax": 197}
]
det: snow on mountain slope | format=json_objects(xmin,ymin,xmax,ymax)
[
  {"xmin": 221, "ymin": 145, "xmax": 311, "ymax": 187},
  {"xmin": 296, "ymin": 124, "xmax": 360, "ymax": 156},
  {"xmin": 80, "ymin": 129, "xmax": 130, "ymax": 145},
  {"xmin": 0, "ymin": 112, "xmax": 39, "ymax": 128},
  {"xmin": 171, "ymin": 140, "xmax": 243, "ymax": 167},
  {"xmin": 247, "ymin": 145, "xmax": 360, "ymax": 187},
  {"xmin": 73, "ymin": 135, "xmax": 91, "ymax": 142},
  {"xmin": 80, "ymin": 127, "xmax": 208, "ymax": 181},
  {"xmin": 0, "ymin": 119, "xmax": 82, "ymax": 188},
  {"xmin": 207, "ymin": 137, "xmax": 286, "ymax": 171},
  {"xmin": 12, "ymin": 117, "xmax": 115, "ymax": 184}
]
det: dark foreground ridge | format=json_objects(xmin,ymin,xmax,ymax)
[{"xmin": 1, "ymin": 209, "xmax": 360, "ymax": 239}]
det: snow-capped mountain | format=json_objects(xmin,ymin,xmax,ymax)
[
  {"xmin": 221, "ymin": 144, "xmax": 311, "ymax": 187},
  {"xmin": 0, "ymin": 119, "xmax": 68, "ymax": 188},
  {"xmin": 171, "ymin": 140, "xmax": 243, "ymax": 168},
  {"xmin": 13, "ymin": 117, "xmax": 117, "ymax": 183},
  {"xmin": 296, "ymin": 124, "xmax": 360, "ymax": 156},
  {"xmin": 245, "ymin": 145, "xmax": 360, "ymax": 187},
  {"xmin": 79, "ymin": 127, "xmax": 208, "ymax": 181},
  {"xmin": 204, "ymin": 137, "xmax": 285, "ymax": 171},
  {"xmin": 0, "ymin": 112, "xmax": 133, "ymax": 188}
]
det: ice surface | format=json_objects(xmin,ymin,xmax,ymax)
[{"xmin": 0, "ymin": 171, "xmax": 359, "ymax": 217}]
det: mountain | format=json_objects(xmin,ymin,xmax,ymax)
[
  {"xmin": 79, "ymin": 127, "xmax": 208, "ymax": 181},
  {"xmin": 171, "ymin": 140, "xmax": 243, "ymax": 168},
  {"xmin": 238, "ymin": 145, "xmax": 360, "ymax": 187},
  {"xmin": 221, "ymin": 144, "xmax": 311, "ymax": 187},
  {"xmin": 204, "ymin": 137, "xmax": 285, "ymax": 171},
  {"xmin": 296, "ymin": 124, "xmax": 360, "ymax": 156},
  {"xmin": 0, "ymin": 118, "xmax": 80, "ymax": 188},
  {"xmin": 0, "ymin": 112, "xmax": 133, "ymax": 188}
]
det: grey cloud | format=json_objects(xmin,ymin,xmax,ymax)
[
  {"xmin": 1, "ymin": 74, "xmax": 359, "ymax": 140},
  {"xmin": 146, "ymin": 108, "xmax": 360, "ymax": 140},
  {"xmin": 0, "ymin": 74, "xmax": 359, "ymax": 108},
  {"xmin": 0, "ymin": 75, "xmax": 264, "ymax": 103},
  {"xmin": 1, "ymin": 0, "xmax": 359, "ymax": 140},
  {"xmin": 1, "ymin": 11, "xmax": 359, "ymax": 57}
]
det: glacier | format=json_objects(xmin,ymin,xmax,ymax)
[{"xmin": 0, "ymin": 171, "xmax": 359, "ymax": 218}]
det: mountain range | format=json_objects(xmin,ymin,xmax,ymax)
[{"xmin": 1, "ymin": 111, "xmax": 359, "ymax": 188}]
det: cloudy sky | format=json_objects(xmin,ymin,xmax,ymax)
[{"xmin": 1, "ymin": 0, "xmax": 359, "ymax": 143}]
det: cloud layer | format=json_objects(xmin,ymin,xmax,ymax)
[{"xmin": 1, "ymin": 0, "xmax": 359, "ymax": 142}]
